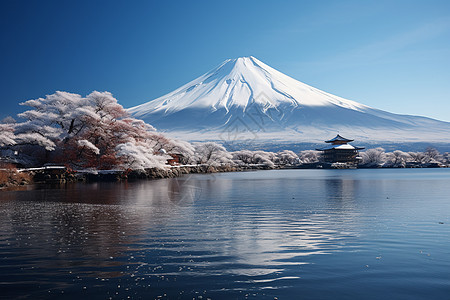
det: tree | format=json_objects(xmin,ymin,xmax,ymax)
[
  {"xmin": 384, "ymin": 150, "xmax": 410, "ymax": 167},
  {"xmin": 15, "ymin": 91, "xmax": 86, "ymax": 150},
  {"xmin": 424, "ymin": 147, "xmax": 442, "ymax": 163},
  {"xmin": 193, "ymin": 142, "xmax": 233, "ymax": 166},
  {"xmin": 232, "ymin": 150, "xmax": 256, "ymax": 165},
  {"xmin": 11, "ymin": 91, "xmax": 183, "ymax": 169},
  {"xmin": 252, "ymin": 151, "xmax": 276, "ymax": 168},
  {"xmin": 116, "ymin": 142, "xmax": 169, "ymax": 170},
  {"xmin": 442, "ymin": 152, "xmax": 450, "ymax": 166},
  {"xmin": 232, "ymin": 150, "xmax": 276, "ymax": 168},
  {"xmin": 275, "ymin": 150, "xmax": 299, "ymax": 165},
  {"xmin": 361, "ymin": 147, "xmax": 386, "ymax": 166},
  {"xmin": 0, "ymin": 124, "xmax": 16, "ymax": 147},
  {"xmin": 146, "ymin": 133, "xmax": 195, "ymax": 164},
  {"xmin": 408, "ymin": 152, "xmax": 427, "ymax": 164},
  {"xmin": 298, "ymin": 150, "xmax": 320, "ymax": 164}
]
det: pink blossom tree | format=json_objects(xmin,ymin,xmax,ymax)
[{"xmin": 11, "ymin": 91, "xmax": 179, "ymax": 169}]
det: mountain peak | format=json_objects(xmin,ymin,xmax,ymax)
[
  {"xmin": 230, "ymin": 55, "xmax": 266, "ymax": 70},
  {"xmin": 230, "ymin": 55, "xmax": 256, "ymax": 61},
  {"xmin": 129, "ymin": 55, "xmax": 367, "ymax": 116},
  {"xmin": 128, "ymin": 57, "xmax": 450, "ymax": 144}
]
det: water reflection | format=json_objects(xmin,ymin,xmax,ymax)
[
  {"xmin": 325, "ymin": 179, "xmax": 357, "ymax": 201},
  {"xmin": 166, "ymin": 175, "xmax": 204, "ymax": 206},
  {"xmin": 0, "ymin": 175, "xmax": 356, "ymax": 296},
  {"xmin": 1, "ymin": 169, "xmax": 450, "ymax": 299}
]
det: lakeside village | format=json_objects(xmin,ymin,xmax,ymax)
[{"xmin": 1, "ymin": 91, "xmax": 449, "ymax": 188}]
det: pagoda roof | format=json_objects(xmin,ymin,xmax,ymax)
[
  {"xmin": 316, "ymin": 144, "xmax": 365, "ymax": 151},
  {"xmin": 325, "ymin": 134, "xmax": 354, "ymax": 143}
]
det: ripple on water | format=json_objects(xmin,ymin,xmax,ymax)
[{"xmin": 1, "ymin": 169, "xmax": 450, "ymax": 299}]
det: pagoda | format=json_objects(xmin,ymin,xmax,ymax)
[{"xmin": 316, "ymin": 134, "xmax": 364, "ymax": 165}]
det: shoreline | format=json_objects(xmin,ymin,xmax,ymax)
[
  {"xmin": 1, "ymin": 163, "xmax": 447, "ymax": 190},
  {"xmin": 0, "ymin": 164, "xmax": 273, "ymax": 190}
]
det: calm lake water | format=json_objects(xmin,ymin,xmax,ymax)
[{"xmin": 1, "ymin": 169, "xmax": 449, "ymax": 299}]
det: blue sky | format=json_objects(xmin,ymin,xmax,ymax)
[{"xmin": 1, "ymin": 0, "xmax": 450, "ymax": 121}]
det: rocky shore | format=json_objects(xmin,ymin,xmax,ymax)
[
  {"xmin": 1, "ymin": 164, "xmax": 276, "ymax": 188},
  {"xmin": 0, "ymin": 168, "xmax": 32, "ymax": 189},
  {"xmin": 2, "ymin": 161, "xmax": 446, "ymax": 190}
]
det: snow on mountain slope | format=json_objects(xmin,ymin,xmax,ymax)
[
  {"xmin": 128, "ymin": 56, "xmax": 450, "ymax": 145},
  {"xmin": 130, "ymin": 56, "xmax": 367, "ymax": 114}
]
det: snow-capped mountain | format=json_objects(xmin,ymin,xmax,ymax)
[{"xmin": 128, "ymin": 56, "xmax": 450, "ymax": 146}]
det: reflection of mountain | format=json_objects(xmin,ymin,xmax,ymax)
[
  {"xmin": 3, "ymin": 177, "xmax": 361, "ymax": 280},
  {"xmin": 167, "ymin": 176, "xmax": 203, "ymax": 206},
  {"xmin": 129, "ymin": 56, "xmax": 450, "ymax": 145},
  {"xmin": 1, "ymin": 171, "xmax": 378, "ymax": 299}
]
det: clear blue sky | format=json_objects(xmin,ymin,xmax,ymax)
[{"xmin": 1, "ymin": 0, "xmax": 450, "ymax": 121}]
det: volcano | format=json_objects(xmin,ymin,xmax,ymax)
[{"xmin": 128, "ymin": 56, "xmax": 450, "ymax": 148}]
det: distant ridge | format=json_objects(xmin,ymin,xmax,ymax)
[{"xmin": 128, "ymin": 56, "xmax": 450, "ymax": 148}]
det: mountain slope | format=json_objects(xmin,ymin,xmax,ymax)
[{"xmin": 128, "ymin": 56, "xmax": 450, "ymax": 145}]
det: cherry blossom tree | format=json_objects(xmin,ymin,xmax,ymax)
[
  {"xmin": 15, "ymin": 91, "xmax": 87, "ymax": 150},
  {"xmin": 10, "ymin": 91, "xmax": 180, "ymax": 169}
]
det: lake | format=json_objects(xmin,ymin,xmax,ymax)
[{"xmin": 0, "ymin": 169, "xmax": 449, "ymax": 299}]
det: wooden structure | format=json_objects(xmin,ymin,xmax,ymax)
[
  {"xmin": 158, "ymin": 149, "xmax": 185, "ymax": 166},
  {"xmin": 167, "ymin": 153, "xmax": 180, "ymax": 166},
  {"xmin": 167, "ymin": 153, "xmax": 185, "ymax": 166},
  {"xmin": 316, "ymin": 134, "xmax": 364, "ymax": 165}
]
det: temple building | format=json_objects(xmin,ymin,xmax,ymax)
[{"xmin": 316, "ymin": 134, "xmax": 364, "ymax": 165}]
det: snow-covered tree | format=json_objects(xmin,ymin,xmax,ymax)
[
  {"xmin": 15, "ymin": 91, "xmax": 86, "ymax": 149},
  {"xmin": 423, "ymin": 147, "xmax": 442, "ymax": 163},
  {"xmin": 232, "ymin": 150, "xmax": 256, "ymax": 165},
  {"xmin": 66, "ymin": 92, "xmax": 131, "ymax": 168},
  {"xmin": 10, "ymin": 90, "xmax": 186, "ymax": 170},
  {"xmin": 298, "ymin": 150, "xmax": 320, "ymax": 164},
  {"xmin": 164, "ymin": 139, "xmax": 195, "ymax": 164},
  {"xmin": 252, "ymin": 151, "xmax": 276, "ymax": 168},
  {"xmin": 193, "ymin": 142, "xmax": 233, "ymax": 166},
  {"xmin": 116, "ymin": 142, "xmax": 169, "ymax": 170},
  {"xmin": 275, "ymin": 150, "xmax": 299, "ymax": 165},
  {"xmin": 442, "ymin": 152, "xmax": 450, "ymax": 166},
  {"xmin": 232, "ymin": 150, "xmax": 276, "ymax": 168},
  {"xmin": 146, "ymin": 133, "xmax": 195, "ymax": 164},
  {"xmin": 384, "ymin": 150, "xmax": 410, "ymax": 167},
  {"xmin": 408, "ymin": 151, "xmax": 427, "ymax": 164},
  {"xmin": 0, "ymin": 124, "xmax": 16, "ymax": 147},
  {"xmin": 361, "ymin": 147, "xmax": 386, "ymax": 166}
]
